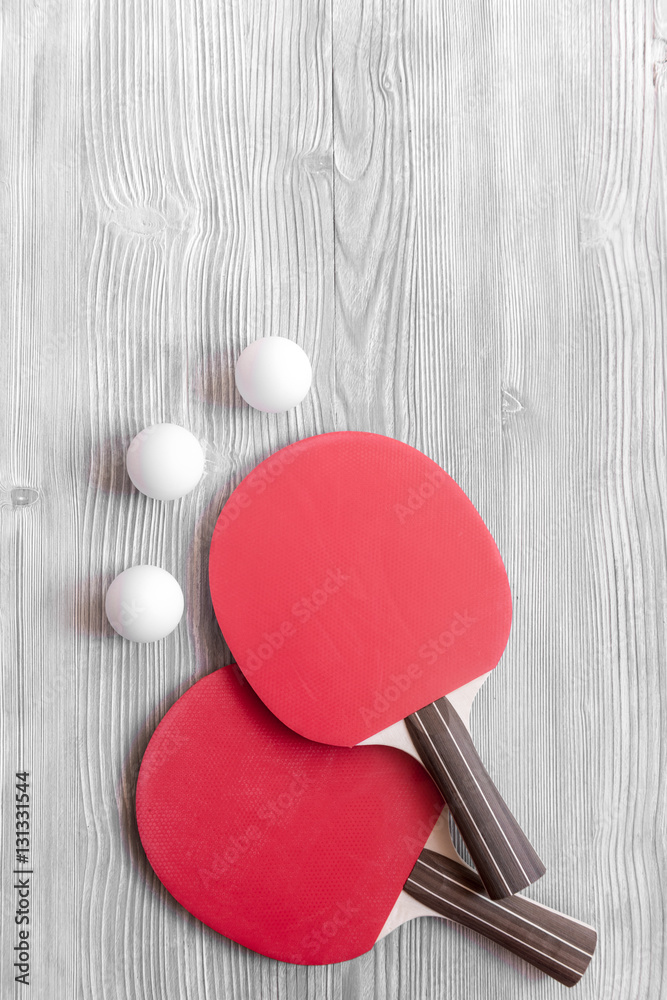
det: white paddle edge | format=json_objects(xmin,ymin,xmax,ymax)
[
  {"xmin": 376, "ymin": 806, "xmax": 595, "ymax": 947},
  {"xmin": 358, "ymin": 672, "xmax": 489, "ymax": 761},
  {"xmin": 364, "ymin": 671, "xmax": 491, "ymax": 946},
  {"xmin": 372, "ymin": 672, "xmax": 595, "ymax": 946},
  {"xmin": 376, "ymin": 804, "xmax": 469, "ymax": 941},
  {"xmin": 366, "ymin": 675, "xmax": 487, "ymax": 941}
]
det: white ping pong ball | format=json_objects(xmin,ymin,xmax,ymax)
[
  {"xmin": 105, "ymin": 565, "xmax": 184, "ymax": 642},
  {"xmin": 235, "ymin": 337, "xmax": 312, "ymax": 413},
  {"xmin": 126, "ymin": 423, "xmax": 205, "ymax": 500}
]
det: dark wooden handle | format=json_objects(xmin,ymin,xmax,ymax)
[
  {"xmin": 405, "ymin": 849, "xmax": 596, "ymax": 987},
  {"xmin": 405, "ymin": 696, "xmax": 546, "ymax": 899}
]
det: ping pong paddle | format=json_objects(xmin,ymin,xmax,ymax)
[
  {"xmin": 136, "ymin": 667, "xmax": 596, "ymax": 985},
  {"xmin": 208, "ymin": 431, "xmax": 545, "ymax": 898}
]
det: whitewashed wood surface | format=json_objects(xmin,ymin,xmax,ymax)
[{"xmin": 1, "ymin": 0, "xmax": 665, "ymax": 996}]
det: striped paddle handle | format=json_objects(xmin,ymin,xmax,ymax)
[
  {"xmin": 405, "ymin": 850, "xmax": 596, "ymax": 987},
  {"xmin": 405, "ymin": 696, "xmax": 546, "ymax": 899}
]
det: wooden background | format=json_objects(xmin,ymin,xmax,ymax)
[{"xmin": 1, "ymin": 0, "xmax": 665, "ymax": 996}]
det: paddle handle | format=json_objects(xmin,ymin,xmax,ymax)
[
  {"xmin": 405, "ymin": 849, "xmax": 596, "ymax": 987},
  {"xmin": 405, "ymin": 696, "xmax": 546, "ymax": 899}
]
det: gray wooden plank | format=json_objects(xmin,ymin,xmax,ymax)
[
  {"xmin": 77, "ymin": 0, "xmax": 335, "ymax": 997},
  {"xmin": 332, "ymin": 0, "xmax": 667, "ymax": 998},
  {"xmin": 1, "ymin": 0, "xmax": 665, "ymax": 997},
  {"xmin": 0, "ymin": 2, "xmax": 82, "ymax": 998},
  {"xmin": 332, "ymin": 0, "xmax": 548, "ymax": 995}
]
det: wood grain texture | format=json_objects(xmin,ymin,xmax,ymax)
[{"xmin": 0, "ymin": 0, "xmax": 665, "ymax": 998}]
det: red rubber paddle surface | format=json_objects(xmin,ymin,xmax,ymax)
[
  {"xmin": 209, "ymin": 432, "xmax": 512, "ymax": 747},
  {"xmin": 136, "ymin": 668, "xmax": 441, "ymax": 964}
]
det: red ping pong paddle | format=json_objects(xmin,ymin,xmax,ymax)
[
  {"xmin": 136, "ymin": 667, "xmax": 596, "ymax": 984},
  {"xmin": 208, "ymin": 431, "xmax": 545, "ymax": 900}
]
